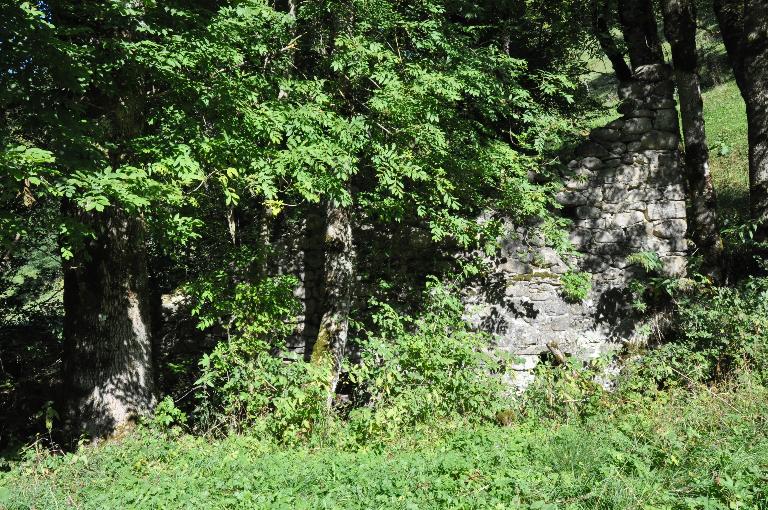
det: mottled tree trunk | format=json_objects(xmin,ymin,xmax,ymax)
[
  {"xmin": 311, "ymin": 198, "xmax": 355, "ymax": 405},
  {"xmin": 662, "ymin": 0, "xmax": 723, "ymax": 270},
  {"xmin": 714, "ymin": 0, "xmax": 768, "ymax": 238},
  {"xmin": 742, "ymin": 1, "xmax": 768, "ymax": 238},
  {"xmin": 713, "ymin": 0, "xmax": 747, "ymax": 91},
  {"xmin": 63, "ymin": 208, "xmax": 156, "ymax": 439},
  {"xmin": 618, "ymin": 0, "xmax": 664, "ymax": 69}
]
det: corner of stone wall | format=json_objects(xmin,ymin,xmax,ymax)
[
  {"xmin": 561, "ymin": 63, "xmax": 688, "ymax": 280},
  {"xmin": 466, "ymin": 63, "xmax": 689, "ymax": 390}
]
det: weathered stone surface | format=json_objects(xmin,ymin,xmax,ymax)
[
  {"xmin": 578, "ymin": 218, "xmax": 607, "ymax": 229},
  {"xmin": 656, "ymin": 184, "xmax": 686, "ymax": 200},
  {"xmin": 652, "ymin": 219, "xmax": 687, "ymax": 238},
  {"xmin": 593, "ymin": 229, "xmax": 626, "ymax": 244},
  {"xmin": 653, "ymin": 108, "xmax": 679, "ymax": 132},
  {"xmin": 607, "ymin": 142, "xmax": 627, "ymax": 156},
  {"xmin": 640, "ymin": 98, "xmax": 676, "ymax": 109},
  {"xmin": 619, "ymin": 81, "xmax": 655, "ymax": 101},
  {"xmin": 568, "ymin": 228, "xmax": 592, "ymax": 246},
  {"xmin": 640, "ymin": 130, "xmax": 679, "ymax": 150},
  {"xmin": 565, "ymin": 178, "xmax": 590, "ymax": 191},
  {"xmin": 576, "ymin": 206, "xmax": 601, "ymax": 219},
  {"xmin": 624, "ymin": 117, "xmax": 654, "ymax": 135},
  {"xmin": 500, "ymin": 258, "xmax": 532, "ymax": 274},
  {"xmin": 612, "ymin": 211, "xmax": 645, "ymax": 227},
  {"xmin": 463, "ymin": 68, "xmax": 689, "ymax": 392},
  {"xmin": 633, "ymin": 64, "xmax": 672, "ymax": 81},
  {"xmin": 614, "ymin": 165, "xmax": 648, "ymax": 186},
  {"xmin": 536, "ymin": 247, "xmax": 563, "ymax": 268},
  {"xmin": 580, "ymin": 156, "xmax": 603, "ymax": 170},
  {"xmin": 556, "ymin": 190, "xmax": 588, "ymax": 205},
  {"xmin": 648, "ymin": 201, "xmax": 686, "ymax": 220},
  {"xmin": 578, "ymin": 141, "xmax": 610, "ymax": 159},
  {"xmin": 661, "ymin": 256, "xmax": 687, "ymax": 276},
  {"xmin": 623, "ymin": 108, "xmax": 654, "ymax": 118},
  {"xmin": 590, "ymin": 128, "xmax": 622, "ymax": 143},
  {"xmin": 621, "ymin": 133, "xmax": 642, "ymax": 143},
  {"xmin": 653, "ymin": 80, "xmax": 675, "ymax": 98}
]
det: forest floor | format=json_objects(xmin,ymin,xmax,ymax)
[{"xmin": 2, "ymin": 382, "xmax": 767, "ymax": 509}]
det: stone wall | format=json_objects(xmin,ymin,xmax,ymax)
[
  {"xmin": 242, "ymin": 64, "xmax": 689, "ymax": 389},
  {"xmin": 465, "ymin": 64, "xmax": 688, "ymax": 388}
]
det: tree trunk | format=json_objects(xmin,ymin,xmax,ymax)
[
  {"xmin": 63, "ymin": 208, "xmax": 156, "ymax": 439},
  {"xmin": 662, "ymin": 0, "xmax": 723, "ymax": 270},
  {"xmin": 311, "ymin": 198, "xmax": 355, "ymax": 405},
  {"xmin": 742, "ymin": 0, "xmax": 768, "ymax": 238},
  {"xmin": 593, "ymin": 0, "xmax": 633, "ymax": 82},
  {"xmin": 714, "ymin": 0, "xmax": 768, "ymax": 237},
  {"xmin": 618, "ymin": 0, "xmax": 664, "ymax": 69},
  {"xmin": 713, "ymin": 0, "xmax": 747, "ymax": 92}
]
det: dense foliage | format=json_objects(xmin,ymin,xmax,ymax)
[{"xmin": 3, "ymin": 0, "xmax": 768, "ymax": 507}]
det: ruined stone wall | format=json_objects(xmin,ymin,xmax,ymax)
[
  {"xmin": 465, "ymin": 64, "xmax": 688, "ymax": 388},
  {"xmin": 251, "ymin": 64, "xmax": 689, "ymax": 389}
]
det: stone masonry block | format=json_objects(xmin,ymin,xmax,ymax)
[
  {"xmin": 653, "ymin": 108, "xmax": 679, "ymax": 132},
  {"xmin": 577, "ymin": 141, "xmax": 610, "ymax": 159},
  {"xmin": 623, "ymin": 117, "xmax": 653, "ymax": 135},
  {"xmin": 640, "ymin": 130, "xmax": 679, "ymax": 150},
  {"xmin": 590, "ymin": 128, "xmax": 622, "ymax": 143},
  {"xmin": 652, "ymin": 219, "xmax": 687, "ymax": 239},
  {"xmin": 648, "ymin": 201, "xmax": 686, "ymax": 220}
]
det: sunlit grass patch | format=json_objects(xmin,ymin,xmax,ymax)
[{"xmin": 702, "ymin": 80, "xmax": 749, "ymax": 220}]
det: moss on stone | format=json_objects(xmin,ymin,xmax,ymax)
[
  {"xmin": 310, "ymin": 325, "xmax": 331, "ymax": 365},
  {"xmin": 506, "ymin": 271, "xmax": 559, "ymax": 283}
]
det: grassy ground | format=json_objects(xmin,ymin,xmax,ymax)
[
  {"xmin": 702, "ymin": 81, "xmax": 749, "ymax": 220},
  {"xmin": 2, "ymin": 383, "xmax": 767, "ymax": 509}
]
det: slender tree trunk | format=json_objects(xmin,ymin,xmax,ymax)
[
  {"xmin": 713, "ymin": 0, "xmax": 747, "ymax": 92},
  {"xmin": 742, "ymin": 0, "xmax": 768, "ymax": 238},
  {"xmin": 593, "ymin": 0, "xmax": 633, "ymax": 82},
  {"xmin": 714, "ymin": 0, "xmax": 768, "ymax": 238},
  {"xmin": 662, "ymin": 0, "xmax": 723, "ymax": 270},
  {"xmin": 63, "ymin": 208, "xmax": 156, "ymax": 439},
  {"xmin": 311, "ymin": 197, "xmax": 355, "ymax": 405},
  {"xmin": 618, "ymin": 0, "xmax": 664, "ymax": 69}
]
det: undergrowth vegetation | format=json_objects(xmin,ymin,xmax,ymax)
[
  {"xmin": 3, "ymin": 272, "xmax": 768, "ymax": 509},
  {"xmin": 2, "ymin": 379, "xmax": 767, "ymax": 509}
]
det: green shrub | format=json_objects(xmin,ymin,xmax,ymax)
[
  {"xmin": 189, "ymin": 273, "xmax": 333, "ymax": 442},
  {"xmin": 521, "ymin": 356, "xmax": 610, "ymax": 421},
  {"xmin": 151, "ymin": 396, "xmax": 188, "ymax": 433},
  {"xmin": 625, "ymin": 251, "xmax": 684, "ymax": 312},
  {"xmin": 348, "ymin": 278, "xmax": 513, "ymax": 440},
  {"xmin": 623, "ymin": 276, "xmax": 768, "ymax": 389},
  {"xmin": 559, "ymin": 270, "xmax": 591, "ymax": 302}
]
